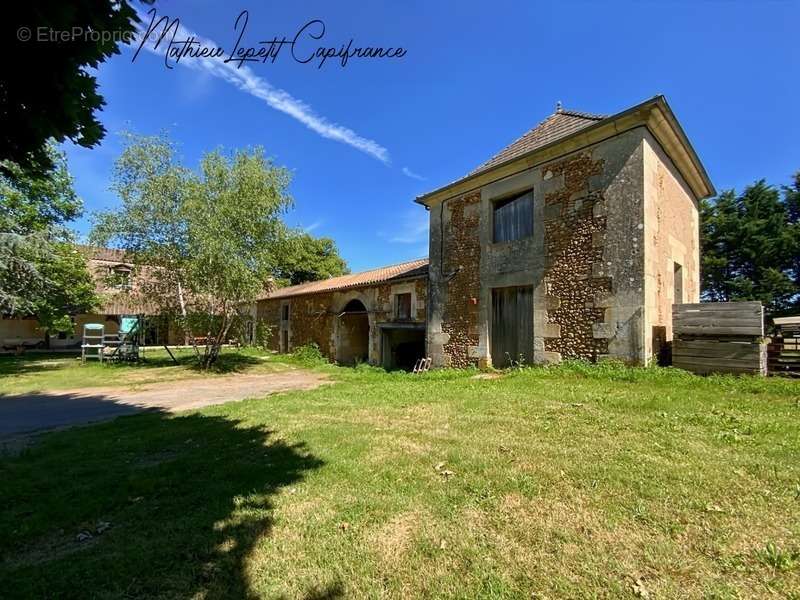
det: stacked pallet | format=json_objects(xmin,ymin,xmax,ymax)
[
  {"xmin": 768, "ymin": 316, "xmax": 800, "ymax": 376},
  {"xmin": 672, "ymin": 302, "xmax": 765, "ymax": 375}
]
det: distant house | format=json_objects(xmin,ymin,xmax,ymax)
[
  {"xmin": 261, "ymin": 95, "xmax": 714, "ymax": 368},
  {"xmin": 0, "ymin": 247, "xmax": 180, "ymax": 350}
]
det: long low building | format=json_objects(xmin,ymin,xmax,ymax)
[{"xmin": 257, "ymin": 259, "xmax": 428, "ymax": 370}]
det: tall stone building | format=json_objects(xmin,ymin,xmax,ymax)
[{"xmin": 418, "ymin": 95, "xmax": 714, "ymax": 367}]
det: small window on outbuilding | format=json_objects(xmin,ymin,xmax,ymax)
[
  {"xmin": 493, "ymin": 189, "xmax": 533, "ymax": 243},
  {"xmin": 395, "ymin": 293, "xmax": 412, "ymax": 321},
  {"xmin": 281, "ymin": 304, "xmax": 290, "ymax": 321}
]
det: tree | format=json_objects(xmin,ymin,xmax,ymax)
[
  {"xmin": 701, "ymin": 175, "xmax": 800, "ymax": 315},
  {"xmin": 274, "ymin": 232, "xmax": 349, "ymax": 286},
  {"xmin": 31, "ymin": 242, "xmax": 100, "ymax": 346},
  {"xmin": 1, "ymin": 1, "xmax": 147, "ymax": 174},
  {"xmin": 0, "ymin": 145, "xmax": 99, "ymax": 343},
  {"xmin": 92, "ymin": 133, "xmax": 293, "ymax": 367}
]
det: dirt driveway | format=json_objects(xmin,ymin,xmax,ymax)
[{"xmin": 0, "ymin": 369, "xmax": 329, "ymax": 442}]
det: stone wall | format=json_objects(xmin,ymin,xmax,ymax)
[
  {"xmin": 642, "ymin": 131, "xmax": 700, "ymax": 358},
  {"xmin": 257, "ymin": 276, "xmax": 427, "ymax": 365},
  {"xmin": 541, "ymin": 154, "xmax": 611, "ymax": 359},
  {"xmin": 441, "ymin": 192, "xmax": 482, "ymax": 368},
  {"xmin": 257, "ymin": 299, "xmax": 282, "ymax": 352},
  {"xmin": 427, "ymin": 127, "xmax": 651, "ymax": 367}
]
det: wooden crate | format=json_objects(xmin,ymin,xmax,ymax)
[{"xmin": 672, "ymin": 302, "xmax": 765, "ymax": 375}]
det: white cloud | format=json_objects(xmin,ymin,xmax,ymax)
[
  {"xmin": 132, "ymin": 10, "xmax": 390, "ymax": 164},
  {"xmin": 303, "ymin": 220, "xmax": 323, "ymax": 233},
  {"xmin": 402, "ymin": 166, "xmax": 426, "ymax": 181}
]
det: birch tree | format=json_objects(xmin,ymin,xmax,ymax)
[{"xmin": 92, "ymin": 133, "xmax": 292, "ymax": 367}]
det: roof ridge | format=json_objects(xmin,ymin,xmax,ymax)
[
  {"xmin": 312, "ymin": 257, "xmax": 428, "ymax": 283},
  {"xmin": 558, "ymin": 108, "xmax": 607, "ymax": 120},
  {"xmin": 345, "ymin": 257, "xmax": 428, "ymax": 274}
]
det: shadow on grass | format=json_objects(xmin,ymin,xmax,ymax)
[
  {"xmin": 0, "ymin": 407, "xmax": 323, "ymax": 598},
  {"xmin": 0, "ymin": 349, "xmax": 264, "ymax": 378},
  {"xmin": 0, "ymin": 353, "xmax": 83, "ymax": 378}
]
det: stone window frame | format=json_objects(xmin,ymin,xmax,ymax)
[
  {"xmin": 673, "ymin": 261, "xmax": 684, "ymax": 305},
  {"xmin": 478, "ymin": 169, "xmax": 541, "ymax": 365},
  {"xmin": 491, "ymin": 188, "xmax": 534, "ymax": 244},
  {"xmin": 484, "ymin": 175, "xmax": 536, "ymax": 248},
  {"xmin": 108, "ymin": 264, "xmax": 133, "ymax": 290},
  {"xmin": 389, "ymin": 282, "xmax": 419, "ymax": 322},
  {"xmin": 394, "ymin": 292, "xmax": 412, "ymax": 321}
]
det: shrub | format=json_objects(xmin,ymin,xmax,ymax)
[{"xmin": 291, "ymin": 343, "xmax": 327, "ymax": 365}]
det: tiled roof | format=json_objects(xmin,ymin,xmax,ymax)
[
  {"xmin": 263, "ymin": 259, "xmax": 429, "ymax": 300},
  {"xmin": 470, "ymin": 108, "xmax": 607, "ymax": 176},
  {"xmin": 78, "ymin": 245, "xmax": 131, "ymax": 264}
]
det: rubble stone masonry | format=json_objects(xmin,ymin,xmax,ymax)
[
  {"xmin": 257, "ymin": 276, "xmax": 427, "ymax": 364},
  {"xmin": 542, "ymin": 154, "xmax": 612, "ymax": 360},
  {"xmin": 441, "ymin": 192, "xmax": 481, "ymax": 368},
  {"xmin": 427, "ymin": 127, "xmax": 652, "ymax": 367}
]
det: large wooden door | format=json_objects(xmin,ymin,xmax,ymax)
[{"xmin": 491, "ymin": 286, "xmax": 533, "ymax": 368}]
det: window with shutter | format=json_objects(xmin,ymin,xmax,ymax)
[
  {"xmin": 493, "ymin": 190, "xmax": 533, "ymax": 243},
  {"xmin": 395, "ymin": 293, "xmax": 412, "ymax": 320}
]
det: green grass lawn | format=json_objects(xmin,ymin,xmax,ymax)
[
  {"xmin": 1, "ymin": 356, "xmax": 799, "ymax": 598},
  {"xmin": 0, "ymin": 347, "xmax": 289, "ymax": 395}
]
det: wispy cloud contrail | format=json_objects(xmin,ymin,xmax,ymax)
[{"xmin": 132, "ymin": 10, "xmax": 390, "ymax": 164}]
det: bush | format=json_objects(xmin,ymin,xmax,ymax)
[{"xmin": 291, "ymin": 343, "xmax": 327, "ymax": 365}]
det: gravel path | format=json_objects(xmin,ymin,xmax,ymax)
[{"xmin": 0, "ymin": 369, "xmax": 329, "ymax": 441}]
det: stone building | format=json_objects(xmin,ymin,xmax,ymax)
[
  {"xmin": 1, "ymin": 247, "xmax": 181, "ymax": 350},
  {"xmin": 257, "ymin": 259, "xmax": 428, "ymax": 369},
  {"xmin": 419, "ymin": 95, "xmax": 714, "ymax": 367}
]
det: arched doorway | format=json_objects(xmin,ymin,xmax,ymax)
[{"xmin": 336, "ymin": 299, "xmax": 369, "ymax": 365}]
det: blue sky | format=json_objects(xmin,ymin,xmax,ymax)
[{"xmin": 64, "ymin": 0, "xmax": 800, "ymax": 273}]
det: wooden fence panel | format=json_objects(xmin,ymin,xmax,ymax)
[
  {"xmin": 673, "ymin": 302, "xmax": 763, "ymax": 338},
  {"xmin": 672, "ymin": 302, "xmax": 765, "ymax": 376}
]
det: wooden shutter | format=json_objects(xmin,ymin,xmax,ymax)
[
  {"xmin": 493, "ymin": 191, "xmax": 533, "ymax": 243},
  {"xmin": 395, "ymin": 293, "xmax": 412, "ymax": 320}
]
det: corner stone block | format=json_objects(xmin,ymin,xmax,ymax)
[
  {"xmin": 541, "ymin": 323, "xmax": 561, "ymax": 339},
  {"xmin": 592, "ymin": 200, "xmax": 607, "ymax": 218},
  {"xmin": 539, "ymin": 351, "xmax": 562, "ymax": 365},
  {"xmin": 545, "ymin": 295, "xmax": 561, "ymax": 310},
  {"xmin": 593, "ymin": 291, "xmax": 614, "ymax": 308},
  {"xmin": 543, "ymin": 204, "xmax": 563, "ymax": 221},
  {"xmin": 592, "ymin": 322, "xmax": 615, "ymax": 339}
]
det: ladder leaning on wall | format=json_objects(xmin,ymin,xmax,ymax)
[{"xmin": 81, "ymin": 323, "xmax": 105, "ymax": 363}]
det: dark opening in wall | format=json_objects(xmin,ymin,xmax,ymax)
[
  {"xmin": 381, "ymin": 327, "xmax": 425, "ymax": 371},
  {"xmin": 337, "ymin": 299, "xmax": 369, "ymax": 365}
]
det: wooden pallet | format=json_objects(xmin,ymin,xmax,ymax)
[{"xmin": 672, "ymin": 302, "xmax": 765, "ymax": 376}]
